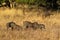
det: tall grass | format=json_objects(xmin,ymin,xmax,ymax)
[
  {"xmin": 0, "ymin": 6, "xmax": 60, "ymax": 40},
  {"xmin": 0, "ymin": 8, "xmax": 60, "ymax": 40}
]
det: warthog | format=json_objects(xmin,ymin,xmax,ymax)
[
  {"xmin": 6, "ymin": 22, "xmax": 22, "ymax": 30},
  {"xmin": 23, "ymin": 21, "xmax": 45, "ymax": 30},
  {"xmin": 32, "ymin": 22, "xmax": 45, "ymax": 30},
  {"xmin": 23, "ymin": 21, "xmax": 33, "ymax": 29},
  {"xmin": 23, "ymin": 21, "xmax": 38, "ymax": 30},
  {"xmin": 32, "ymin": 22, "xmax": 38, "ymax": 29}
]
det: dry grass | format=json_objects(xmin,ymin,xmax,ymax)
[{"xmin": 0, "ymin": 8, "xmax": 60, "ymax": 40}]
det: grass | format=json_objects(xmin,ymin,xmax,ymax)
[{"xmin": 0, "ymin": 8, "xmax": 60, "ymax": 40}]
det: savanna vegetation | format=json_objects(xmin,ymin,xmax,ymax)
[
  {"xmin": 0, "ymin": 0, "xmax": 60, "ymax": 10},
  {"xmin": 0, "ymin": 0, "xmax": 60, "ymax": 40},
  {"xmin": 0, "ymin": 0, "xmax": 60, "ymax": 17}
]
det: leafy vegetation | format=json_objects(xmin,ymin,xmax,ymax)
[
  {"xmin": 0, "ymin": 0, "xmax": 60, "ymax": 10},
  {"xmin": 0, "ymin": 0, "xmax": 60, "ymax": 4}
]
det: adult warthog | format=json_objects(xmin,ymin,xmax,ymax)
[{"xmin": 6, "ymin": 22, "xmax": 22, "ymax": 31}]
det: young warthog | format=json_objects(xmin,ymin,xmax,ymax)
[
  {"xmin": 32, "ymin": 22, "xmax": 38, "ymax": 30},
  {"xmin": 32, "ymin": 22, "xmax": 45, "ymax": 30},
  {"xmin": 23, "ymin": 21, "xmax": 33, "ymax": 29}
]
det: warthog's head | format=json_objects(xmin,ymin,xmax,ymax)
[
  {"xmin": 6, "ymin": 22, "xmax": 16, "ymax": 30},
  {"xmin": 23, "ymin": 21, "xmax": 33, "ymax": 29}
]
